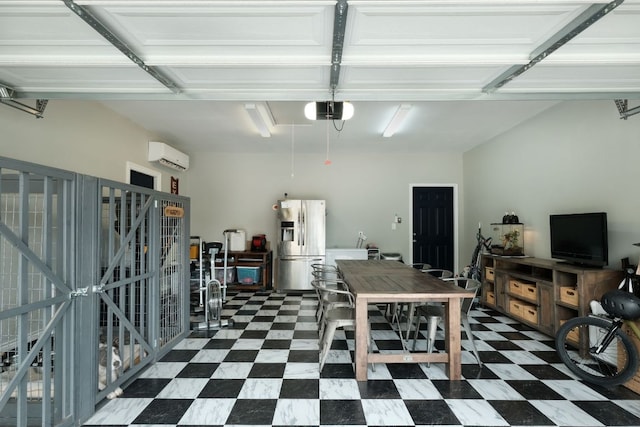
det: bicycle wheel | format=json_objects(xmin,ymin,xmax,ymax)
[{"xmin": 555, "ymin": 315, "xmax": 639, "ymax": 387}]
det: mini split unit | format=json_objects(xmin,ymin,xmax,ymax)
[{"xmin": 148, "ymin": 141, "xmax": 190, "ymax": 171}]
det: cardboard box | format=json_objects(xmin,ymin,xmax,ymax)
[
  {"xmin": 509, "ymin": 280, "xmax": 524, "ymax": 296},
  {"xmin": 560, "ymin": 286, "xmax": 579, "ymax": 306},
  {"xmin": 485, "ymin": 267, "xmax": 495, "ymax": 281}
]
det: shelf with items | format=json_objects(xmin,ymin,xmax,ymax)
[
  {"xmin": 213, "ymin": 250, "xmax": 273, "ymax": 291},
  {"xmin": 481, "ymin": 254, "xmax": 622, "ymax": 336}
]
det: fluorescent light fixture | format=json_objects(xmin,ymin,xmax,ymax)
[
  {"xmin": 304, "ymin": 101, "xmax": 354, "ymax": 120},
  {"xmin": 383, "ymin": 104, "xmax": 412, "ymax": 137},
  {"xmin": 244, "ymin": 103, "xmax": 274, "ymax": 137}
]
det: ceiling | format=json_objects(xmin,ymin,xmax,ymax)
[{"xmin": 1, "ymin": 0, "xmax": 640, "ymax": 154}]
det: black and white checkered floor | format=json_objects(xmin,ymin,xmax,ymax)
[{"xmin": 84, "ymin": 290, "xmax": 640, "ymax": 426}]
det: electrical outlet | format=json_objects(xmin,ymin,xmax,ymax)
[{"xmin": 392, "ymin": 223, "xmax": 396, "ymax": 230}]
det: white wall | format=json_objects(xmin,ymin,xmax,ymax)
[
  {"xmin": 0, "ymin": 100, "xmax": 181, "ymax": 189},
  {"xmin": 184, "ymin": 151, "xmax": 463, "ymax": 264},
  {"xmin": 463, "ymin": 100, "xmax": 640, "ymax": 270},
  {"xmin": 7, "ymin": 99, "xmax": 640, "ymax": 273},
  {"xmin": 1, "ymin": 100, "xmax": 465, "ymax": 265}
]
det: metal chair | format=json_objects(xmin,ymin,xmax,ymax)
[
  {"xmin": 311, "ymin": 264, "xmax": 345, "ymax": 323},
  {"xmin": 397, "ymin": 268, "xmax": 454, "ymax": 339},
  {"xmin": 387, "ymin": 263, "xmax": 434, "ymax": 321},
  {"xmin": 423, "ymin": 268, "xmax": 454, "ymax": 279},
  {"xmin": 312, "ymin": 279, "xmax": 374, "ymax": 373},
  {"xmin": 411, "ymin": 277, "xmax": 482, "ymax": 367},
  {"xmin": 311, "ymin": 279, "xmax": 355, "ymax": 371},
  {"xmin": 311, "ymin": 263, "xmax": 341, "ymax": 280},
  {"xmin": 311, "ymin": 277, "xmax": 351, "ymax": 339},
  {"xmin": 408, "ymin": 262, "xmax": 433, "ymax": 271}
]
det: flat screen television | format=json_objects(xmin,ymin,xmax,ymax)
[{"xmin": 549, "ymin": 212, "xmax": 608, "ymax": 267}]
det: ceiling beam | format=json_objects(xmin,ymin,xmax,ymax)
[
  {"xmin": 62, "ymin": 0, "xmax": 181, "ymax": 94},
  {"xmin": 329, "ymin": 0, "xmax": 349, "ymax": 92},
  {"xmin": 483, "ymin": 0, "xmax": 625, "ymax": 93}
]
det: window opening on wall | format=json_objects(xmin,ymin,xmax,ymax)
[{"xmin": 126, "ymin": 162, "xmax": 161, "ymax": 191}]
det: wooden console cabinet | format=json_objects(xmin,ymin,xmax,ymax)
[
  {"xmin": 481, "ymin": 255, "xmax": 622, "ymax": 336},
  {"xmin": 214, "ymin": 250, "xmax": 273, "ymax": 291}
]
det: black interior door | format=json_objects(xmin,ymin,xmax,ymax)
[{"xmin": 412, "ymin": 186, "xmax": 454, "ymax": 271}]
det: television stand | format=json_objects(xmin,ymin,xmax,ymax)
[
  {"xmin": 553, "ymin": 259, "xmax": 605, "ymax": 269},
  {"xmin": 481, "ymin": 255, "xmax": 622, "ymax": 336}
]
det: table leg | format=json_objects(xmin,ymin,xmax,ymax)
[
  {"xmin": 354, "ymin": 297, "xmax": 369, "ymax": 381},
  {"xmin": 444, "ymin": 298, "xmax": 462, "ymax": 380}
]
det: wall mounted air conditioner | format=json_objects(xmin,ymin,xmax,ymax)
[{"xmin": 148, "ymin": 141, "xmax": 190, "ymax": 171}]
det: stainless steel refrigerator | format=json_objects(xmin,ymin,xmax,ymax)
[{"xmin": 276, "ymin": 199, "xmax": 325, "ymax": 291}]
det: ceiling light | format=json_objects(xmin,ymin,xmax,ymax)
[
  {"xmin": 304, "ymin": 101, "xmax": 354, "ymax": 121},
  {"xmin": 244, "ymin": 103, "xmax": 274, "ymax": 137},
  {"xmin": 383, "ymin": 104, "xmax": 412, "ymax": 138}
]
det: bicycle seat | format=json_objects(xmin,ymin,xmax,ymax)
[{"xmin": 600, "ymin": 289, "xmax": 640, "ymax": 320}]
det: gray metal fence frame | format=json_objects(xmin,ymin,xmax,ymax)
[{"xmin": 0, "ymin": 157, "xmax": 190, "ymax": 426}]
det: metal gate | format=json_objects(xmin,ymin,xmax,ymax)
[
  {"xmin": 0, "ymin": 159, "xmax": 76, "ymax": 426},
  {"xmin": 92, "ymin": 179, "xmax": 189, "ymax": 404},
  {"xmin": 0, "ymin": 157, "xmax": 190, "ymax": 426}
]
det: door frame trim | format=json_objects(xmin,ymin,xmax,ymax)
[{"xmin": 409, "ymin": 183, "xmax": 459, "ymax": 274}]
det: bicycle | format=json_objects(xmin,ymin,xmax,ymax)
[{"xmin": 555, "ymin": 265, "xmax": 640, "ymax": 387}]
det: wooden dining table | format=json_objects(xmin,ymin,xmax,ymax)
[{"xmin": 336, "ymin": 259, "xmax": 474, "ymax": 381}]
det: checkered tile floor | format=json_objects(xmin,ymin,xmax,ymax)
[{"xmin": 83, "ymin": 290, "xmax": 640, "ymax": 426}]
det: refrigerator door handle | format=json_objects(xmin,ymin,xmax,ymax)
[
  {"xmin": 297, "ymin": 211, "xmax": 301, "ymax": 246},
  {"xmin": 301, "ymin": 205, "xmax": 306, "ymax": 247}
]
